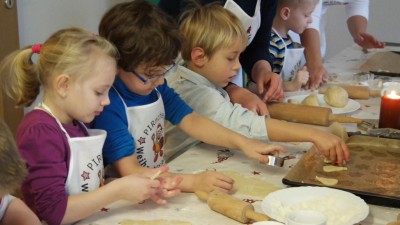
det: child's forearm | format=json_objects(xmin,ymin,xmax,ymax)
[
  {"xmin": 178, "ymin": 112, "xmax": 249, "ymax": 150},
  {"xmin": 265, "ymin": 118, "xmax": 320, "ymax": 143}
]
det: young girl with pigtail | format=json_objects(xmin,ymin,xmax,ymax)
[{"xmin": 0, "ymin": 27, "xmax": 181, "ymax": 225}]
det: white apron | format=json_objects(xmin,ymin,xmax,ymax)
[
  {"xmin": 115, "ymin": 88, "xmax": 166, "ymax": 168},
  {"xmin": 272, "ymin": 28, "xmax": 305, "ymax": 82},
  {"xmin": 224, "ymin": 0, "xmax": 261, "ymax": 87},
  {"xmin": 38, "ymin": 103, "xmax": 106, "ymax": 195}
]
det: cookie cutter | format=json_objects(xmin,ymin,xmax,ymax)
[{"xmin": 267, "ymin": 155, "xmax": 285, "ymax": 167}]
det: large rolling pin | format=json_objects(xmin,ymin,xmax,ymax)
[
  {"xmin": 195, "ymin": 191, "xmax": 269, "ymax": 223},
  {"xmin": 267, "ymin": 102, "xmax": 362, "ymax": 126},
  {"xmin": 319, "ymin": 85, "xmax": 381, "ymax": 99}
]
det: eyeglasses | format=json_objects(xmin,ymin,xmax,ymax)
[{"xmin": 131, "ymin": 63, "xmax": 176, "ymax": 85}]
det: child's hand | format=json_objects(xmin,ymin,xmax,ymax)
[
  {"xmin": 192, "ymin": 171, "xmax": 234, "ymax": 193},
  {"xmin": 311, "ymin": 132, "xmax": 350, "ymax": 166},
  {"xmin": 240, "ymin": 140, "xmax": 287, "ymax": 163},
  {"xmin": 118, "ymin": 173, "xmax": 162, "ymax": 204},
  {"xmin": 147, "ymin": 165, "xmax": 182, "ymax": 204},
  {"xmin": 294, "ymin": 66, "xmax": 309, "ymax": 88}
]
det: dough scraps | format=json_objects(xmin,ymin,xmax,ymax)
[
  {"xmin": 315, "ymin": 176, "xmax": 338, "ymax": 186},
  {"xmin": 222, "ymin": 171, "xmax": 281, "ymax": 197},
  {"xmin": 119, "ymin": 220, "xmax": 191, "ymax": 225},
  {"xmin": 323, "ymin": 165, "xmax": 348, "ymax": 173}
]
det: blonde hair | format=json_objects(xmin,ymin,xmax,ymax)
[
  {"xmin": 278, "ymin": 0, "xmax": 319, "ymax": 9},
  {"xmin": 179, "ymin": 4, "xmax": 247, "ymax": 61},
  {"xmin": 0, "ymin": 120, "xmax": 27, "ymax": 196},
  {"xmin": 0, "ymin": 27, "xmax": 119, "ymax": 107}
]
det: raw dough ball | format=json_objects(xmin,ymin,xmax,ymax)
[
  {"xmin": 301, "ymin": 93, "xmax": 320, "ymax": 106},
  {"xmin": 323, "ymin": 86, "xmax": 349, "ymax": 108},
  {"xmin": 315, "ymin": 176, "xmax": 338, "ymax": 186}
]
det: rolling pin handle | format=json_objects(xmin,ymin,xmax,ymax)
[
  {"xmin": 369, "ymin": 89, "xmax": 382, "ymax": 97},
  {"xmin": 245, "ymin": 210, "xmax": 270, "ymax": 222},
  {"xmin": 329, "ymin": 115, "xmax": 363, "ymax": 124}
]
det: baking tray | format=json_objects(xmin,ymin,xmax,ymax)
[{"xmin": 282, "ymin": 135, "xmax": 400, "ymax": 208}]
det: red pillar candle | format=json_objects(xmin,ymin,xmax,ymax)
[{"xmin": 379, "ymin": 90, "xmax": 400, "ymax": 129}]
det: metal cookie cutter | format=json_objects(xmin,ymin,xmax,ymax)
[{"xmin": 267, "ymin": 155, "xmax": 285, "ymax": 167}]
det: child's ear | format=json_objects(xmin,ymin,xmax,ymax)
[
  {"xmin": 280, "ymin": 7, "xmax": 291, "ymax": 20},
  {"xmin": 191, "ymin": 47, "xmax": 207, "ymax": 67},
  {"xmin": 54, "ymin": 74, "xmax": 71, "ymax": 98}
]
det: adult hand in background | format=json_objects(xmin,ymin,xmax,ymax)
[
  {"xmin": 251, "ymin": 60, "xmax": 285, "ymax": 102},
  {"xmin": 354, "ymin": 32, "xmax": 385, "ymax": 49},
  {"xmin": 307, "ymin": 64, "xmax": 329, "ymax": 90}
]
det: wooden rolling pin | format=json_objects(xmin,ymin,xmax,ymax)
[
  {"xmin": 267, "ymin": 102, "xmax": 362, "ymax": 126},
  {"xmin": 195, "ymin": 191, "xmax": 269, "ymax": 223},
  {"xmin": 319, "ymin": 85, "xmax": 381, "ymax": 99}
]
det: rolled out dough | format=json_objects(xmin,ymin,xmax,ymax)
[
  {"xmin": 119, "ymin": 219, "xmax": 191, "ymax": 225},
  {"xmin": 222, "ymin": 171, "xmax": 281, "ymax": 197}
]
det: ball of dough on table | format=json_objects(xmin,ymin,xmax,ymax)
[
  {"xmin": 301, "ymin": 93, "xmax": 320, "ymax": 106},
  {"xmin": 323, "ymin": 85, "xmax": 349, "ymax": 108}
]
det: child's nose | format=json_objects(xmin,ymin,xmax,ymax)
[
  {"xmin": 233, "ymin": 59, "xmax": 242, "ymax": 71},
  {"xmin": 101, "ymin": 96, "xmax": 111, "ymax": 106}
]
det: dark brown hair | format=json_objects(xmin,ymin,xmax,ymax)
[{"xmin": 99, "ymin": 0, "xmax": 183, "ymax": 71}]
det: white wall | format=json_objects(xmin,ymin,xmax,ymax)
[
  {"xmin": 17, "ymin": 1, "xmax": 400, "ymax": 61},
  {"xmin": 325, "ymin": 0, "xmax": 400, "ymax": 59},
  {"xmin": 17, "ymin": 0, "xmax": 127, "ymax": 47}
]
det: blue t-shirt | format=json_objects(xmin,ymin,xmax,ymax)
[{"xmin": 92, "ymin": 76, "xmax": 193, "ymax": 165}]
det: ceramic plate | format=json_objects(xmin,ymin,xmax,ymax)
[
  {"xmin": 285, "ymin": 94, "xmax": 360, "ymax": 114},
  {"xmin": 261, "ymin": 186, "xmax": 369, "ymax": 225}
]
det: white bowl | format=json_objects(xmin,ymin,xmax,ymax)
[{"xmin": 286, "ymin": 210, "xmax": 327, "ymax": 225}]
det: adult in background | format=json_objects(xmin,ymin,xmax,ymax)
[{"xmin": 295, "ymin": 0, "xmax": 385, "ymax": 89}]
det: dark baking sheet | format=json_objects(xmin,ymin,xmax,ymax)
[{"xmin": 282, "ymin": 135, "xmax": 400, "ymax": 208}]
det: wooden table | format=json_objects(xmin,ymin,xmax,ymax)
[{"xmin": 76, "ymin": 45, "xmax": 400, "ymax": 225}]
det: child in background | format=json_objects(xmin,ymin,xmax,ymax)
[
  {"xmin": 269, "ymin": 0, "xmax": 319, "ymax": 91},
  {"xmin": 166, "ymin": 4, "xmax": 349, "ymax": 165},
  {"xmin": 93, "ymin": 0, "xmax": 285, "ymax": 194},
  {"xmin": 0, "ymin": 27, "xmax": 180, "ymax": 225},
  {"xmin": 0, "ymin": 120, "xmax": 41, "ymax": 225}
]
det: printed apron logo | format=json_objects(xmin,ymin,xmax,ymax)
[{"xmin": 136, "ymin": 112, "xmax": 165, "ymax": 168}]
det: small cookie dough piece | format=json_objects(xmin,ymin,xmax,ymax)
[
  {"xmin": 301, "ymin": 93, "xmax": 320, "ymax": 106},
  {"xmin": 315, "ymin": 176, "xmax": 338, "ymax": 186},
  {"xmin": 288, "ymin": 99, "xmax": 300, "ymax": 104},
  {"xmin": 323, "ymin": 165, "xmax": 348, "ymax": 172},
  {"xmin": 323, "ymin": 85, "xmax": 349, "ymax": 108}
]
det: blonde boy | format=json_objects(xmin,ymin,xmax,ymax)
[
  {"xmin": 166, "ymin": 4, "xmax": 349, "ymax": 165},
  {"xmin": 269, "ymin": 0, "xmax": 319, "ymax": 91}
]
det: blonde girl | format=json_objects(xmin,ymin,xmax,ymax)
[{"xmin": 0, "ymin": 27, "xmax": 180, "ymax": 225}]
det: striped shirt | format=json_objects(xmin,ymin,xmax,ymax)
[{"xmin": 269, "ymin": 32, "xmax": 295, "ymax": 74}]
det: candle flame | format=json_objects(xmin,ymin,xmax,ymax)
[{"xmin": 386, "ymin": 90, "xmax": 400, "ymax": 99}]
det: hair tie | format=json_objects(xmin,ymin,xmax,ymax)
[{"xmin": 31, "ymin": 44, "xmax": 42, "ymax": 54}]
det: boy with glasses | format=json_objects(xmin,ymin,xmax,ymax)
[{"xmin": 93, "ymin": 0, "xmax": 286, "ymax": 194}]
